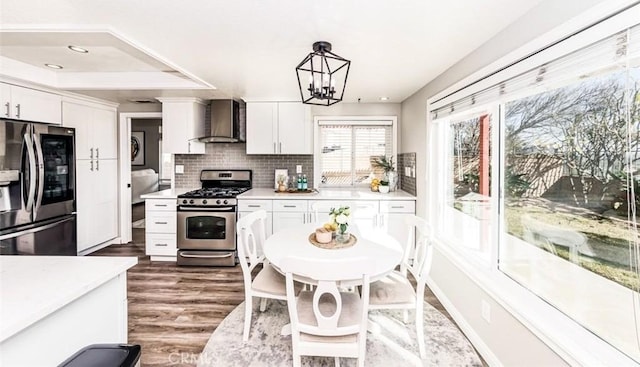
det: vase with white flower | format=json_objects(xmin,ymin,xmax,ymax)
[{"xmin": 329, "ymin": 206, "xmax": 351, "ymax": 243}]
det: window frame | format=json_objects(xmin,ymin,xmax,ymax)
[
  {"xmin": 425, "ymin": 3, "xmax": 640, "ymax": 365},
  {"xmin": 313, "ymin": 116, "xmax": 398, "ymax": 189}
]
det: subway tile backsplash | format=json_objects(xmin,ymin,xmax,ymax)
[
  {"xmin": 174, "ymin": 143, "xmax": 313, "ymax": 188},
  {"xmin": 398, "ymin": 152, "xmax": 416, "ymax": 196}
]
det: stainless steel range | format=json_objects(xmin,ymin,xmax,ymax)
[{"xmin": 176, "ymin": 169, "xmax": 252, "ymax": 266}]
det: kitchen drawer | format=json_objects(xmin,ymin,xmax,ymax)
[
  {"xmin": 351, "ymin": 201, "xmax": 379, "ymax": 216},
  {"xmin": 145, "ymin": 233, "xmax": 177, "ymax": 256},
  {"xmin": 146, "ymin": 212, "xmax": 177, "ymax": 233},
  {"xmin": 238, "ymin": 199, "xmax": 273, "ymax": 212},
  {"xmin": 273, "ymin": 199, "xmax": 308, "ymax": 212},
  {"xmin": 379, "ymin": 200, "xmax": 416, "ymax": 213},
  {"xmin": 145, "ymin": 199, "xmax": 176, "ymax": 212}
]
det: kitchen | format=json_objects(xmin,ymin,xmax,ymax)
[{"xmin": 2, "ymin": 1, "xmax": 639, "ymax": 366}]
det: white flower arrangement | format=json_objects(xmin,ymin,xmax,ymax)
[{"xmin": 329, "ymin": 206, "xmax": 350, "ymax": 235}]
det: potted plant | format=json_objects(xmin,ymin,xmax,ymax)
[
  {"xmin": 378, "ymin": 180, "xmax": 390, "ymax": 193},
  {"xmin": 372, "ymin": 155, "xmax": 397, "ymax": 191}
]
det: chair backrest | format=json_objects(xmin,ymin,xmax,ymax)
[
  {"xmin": 402, "ymin": 215, "xmax": 434, "ymax": 284},
  {"xmin": 236, "ymin": 210, "xmax": 268, "ymax": 274},
  {"xmin": 282, "ymin": 256, "xmax": 371, "ymax": 337}
]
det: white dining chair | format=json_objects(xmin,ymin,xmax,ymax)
[
  {"xmin": 282, "ymin": 256, "xmax": 372, "ymax": 367},
  {"xmin": 236, "ymin": 210, "xmax": 289, "ymax": 342},
  {"xmin": 368, "ymin": 214, "xmax": 433, "ymax": 359}
]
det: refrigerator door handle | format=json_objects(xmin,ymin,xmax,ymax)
[
  {"xmin": 23, "ymin": 132, "xmax": 37, "ymax": 212},
  {"xmin": 0, "ymin": 215, "xmax": 74, "ymax": 241},
  {"xmin": 32, "ymin": 132, "xmax": 45, "ymax": 215}
]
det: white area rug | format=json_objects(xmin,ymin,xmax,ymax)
[
  {"xmin": 132, "ymin": 219, "xmax": 145, "ymax": 229},
  {"xmin": 197, "ymin": 299, "xmax": 482, "ymax": 367}
]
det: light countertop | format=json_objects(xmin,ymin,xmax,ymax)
[
  {"xmin": 140, "ymin": 187, "xmax": 197, "ymax": 199},
  {"xmin": 238, "ymin": 188, "xmax": 416, "ymax": 200},
  {"xmin": 0, "ymin": 256, "xmax": 137, "ymax": 342}
]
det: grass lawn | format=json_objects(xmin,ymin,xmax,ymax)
[{"xmin": 504, "ymin": 200, "xmax": 639, "ymax": 290}]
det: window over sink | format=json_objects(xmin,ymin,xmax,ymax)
[{"xmin": 314, "ymin": 117, "xmax": 397, "ymax": 188}]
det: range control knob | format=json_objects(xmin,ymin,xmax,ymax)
[
  {"xmin": 189, "ymin": 199, "xmax": 195, "ymax": 204},
  {"xmin": 202, "ymin": 199, "xmax": 208, "ymax": 205},
  {"xmin": 182, "ymin": 199, "xmax": 187, "ymax": 204},
  {"xmin": 216, "ymin": 199, "xmax": 221, "ymax": 205},
  {"xmin": 223, "ymin": 199, "xmax": 228, "ymax": 205}
]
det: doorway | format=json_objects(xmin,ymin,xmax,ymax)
[{"xmin": 118, "ymin": 112, "xmax": 162, "ymax": 244}]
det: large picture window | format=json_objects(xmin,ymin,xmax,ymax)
[{"xmin": 430, "ymin": 22, "xmax": 640, "ymax": 362}]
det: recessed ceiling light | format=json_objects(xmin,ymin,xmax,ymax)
[
  {"xmin": 44, "ymin": 64, "xmax": 63, "ymax": 69},
  {"xmin": 379, "ymin": 97, "xmax": 389, "ymax": 101},
  {"xmin": 68, "ymin": 45, "xmax": 89, "ymax": 53}
]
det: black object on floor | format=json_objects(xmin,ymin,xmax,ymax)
[{"xmin": 58, "ymin": 344, "xmax": 141, "ymax": 367}]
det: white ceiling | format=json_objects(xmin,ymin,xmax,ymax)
[{"xmin": 0, "ymin": 0, "xmax": 546, "ymax": 104}]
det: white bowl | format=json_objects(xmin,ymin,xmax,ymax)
[{"xmin": 379, "ymin": 185, "xmax": 390, "ymax": 193}]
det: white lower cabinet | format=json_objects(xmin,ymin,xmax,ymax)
[
  {"xmin": 145, "ymin": 198, "xmax": 177, "ymax": 261},
  {"xmin": 238, "ymin": 200, "xmax": 274, "ymax": 237},
  {"xmin": 379, "ymin": 200, "xmax": 416, "ymax": 253},
  {"xmin": 272, "ymin": 200, "xmax": 310, "ymax": 233},
  {"xmin": 238, "ymin": 197, "xmax": 416, "ymax": 248},
  {"xmin": 238, "ymin": 200, "xmax": 273, "ymax": 258}
]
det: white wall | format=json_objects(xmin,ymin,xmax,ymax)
[{"xmin": 400, "ymin": 0, "xmax": 632, "ymax": 365}]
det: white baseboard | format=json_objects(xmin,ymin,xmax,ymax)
[
  {"xmin": 426, "ymin": 277, "xmax": 502, "ymax": 367},
  {"xmin": 77, "ymin": 239, "xmax": 117, "ymax": 256}
]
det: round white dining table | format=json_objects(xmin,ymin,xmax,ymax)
[{"xmin": 264, "ymin": 223, "xmax": 403, "ymax": 285}]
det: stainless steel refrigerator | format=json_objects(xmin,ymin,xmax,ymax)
[{"xmin": 0, "ymin": 119, "xmax": 77, "ymax": 255}]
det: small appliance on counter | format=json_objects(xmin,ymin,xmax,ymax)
[{"xmin": 176, "ymin": 169, "xmax": 252, "ymax": 267}]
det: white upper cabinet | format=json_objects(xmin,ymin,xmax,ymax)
[
  {"xmin": 158, "ymin": 98, "xmax": 206, "ymax": 154},
  {"xmin": 246, "ymin": 102, "xmax": 312, "ymax": 154},
  {"xmin": 1, "ymin": 83, "xmax": 62, "ymax": 124},
  {"xmin": 246, "ymin": 102, "xmax": 277, "ymax": 154},
  {"xmin": 62, "ymin": 100, "xmax": 117, "ymax": 160}
]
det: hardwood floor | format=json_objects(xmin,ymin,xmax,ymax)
[{"xmin": 91, "ymin": 203, "xmax": 485, "ymax": 366}]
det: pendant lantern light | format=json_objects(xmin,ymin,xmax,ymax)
[{"xmin": 295, "ymin": 41, "xmax": 351, "ymax": 106}]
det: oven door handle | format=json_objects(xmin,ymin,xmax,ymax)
[
  {"xmin": 179, "ymin": 252, "xmax": 234, "ymax": 259},
  {"xmin": 178, "ymin": 206, "xmax": 235, "ymax": 212}
]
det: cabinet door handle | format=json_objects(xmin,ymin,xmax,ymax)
[
  {"xmin": 273, "ymin": 142, "xmax": 276, "ymax": 154},
  {"xmin": 279, "ymin": 142, "xmax": 282, "ymax": 153},
  {"xmin": 155, "ymin": 243, "xmax": 168, "ymax": 247},
  {"xmin": 155, "ymin": 204, "xmax": 168, "ymax": 207},
  {"xmin": 302, "ymin": 212, "xmax": 306, "ymax": 223},
  {"xmin": 155, "ymin": 221, "xmax": 168, "ymax": 225},
  {"xmin": 4, "ymin": 102, "xmax": 9, "ymax": 117},
  {"xmin": 96, "ymin": 148, "xmax": 99, "ymax": 159},
  {"xmin": 391, "ymin": 206, "xmax": 404, "ymax": 209},
  {"xmin": 283, "ymin": 205, "xmax": 296, "ymax": 208},
  {"xmin": 90, "ymin": 147, "xmax": 94, "ymax": 159},
  {"xmin": 248, "ymin": 205, "xmax": 260, "ymax": 208},
  {"xmin": 15, "ymin": 104, "xmax": 20, "ymax": 119},
  {"xmin": 96, "ymin": 159, "xmax": 99, "ymax": 171},
  {"xmin": 90, "ymin": 160, "xmax": 94, "ymax": 171}
]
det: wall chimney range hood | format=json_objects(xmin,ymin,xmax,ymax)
[{"xmin": 199, "ymin": 99, "xmax": 246, "ymax": 143}]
